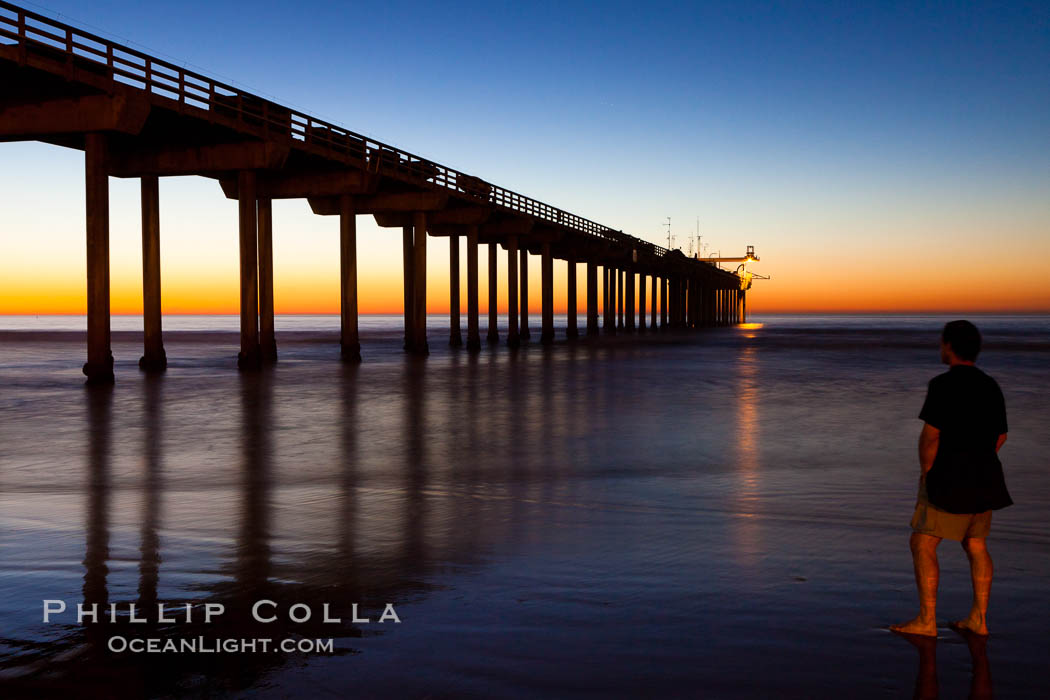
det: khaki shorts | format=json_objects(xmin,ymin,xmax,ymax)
[{"xmin": 911, "ymin": 480, "xmax": 991, "ymax": 541}]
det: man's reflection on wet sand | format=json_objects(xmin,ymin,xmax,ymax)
[{"xmin": 896, "ymin": 629, "xmax": 994, "ymax": 700}]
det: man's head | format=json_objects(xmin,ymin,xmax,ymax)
[{"xmin": 940, "ymin": 320, "xmax": 981, "ymax": 365}]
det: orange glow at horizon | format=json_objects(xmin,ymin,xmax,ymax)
[
  {"xmin": 4, "ymin": 262, "xmax": 1050, "ymax": 315},
  {"xmin": 2, "ymin": 169, "xmax": 1048, "ymax": 316}
]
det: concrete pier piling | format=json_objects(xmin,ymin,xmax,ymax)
[
  {"xmin": 507, "ymin": 236, "xmax": 520, "ymax": 348},
  {"xmin": 613, "ymin": 270, "xmax": 621, "ymax": 331},
  {"xmin": 667, "ymin": 278, "xmax": 674, "ymax": 328},
  {"xmin": 541, "ymin": 242, "xmax": 554, "ymax": 344},
  {"xmin": 603, "ymin": 267, "xmax": 613, "ymax": 334},
  {"xmin": 566, "ymin": 251, "xmax": 578, "ymax": 340},
  {"xmin": 411, "ymin": 211, "xmax": 428, "ymax": 355},
  {"xmin": 690, "ymin": 278, "xmax": 699, "ymax": 329},
  {"xmin": 237, "ymin": 169, "xmax": 261, "ymax": 370},
  {"xmin": 519, "ymin": 248, "xmax": 530, "ymax": 341},
  {"xmin": 586, "ymin": 261, "xmax": 598, "ymax": 337},
  {"xmin": 660, "ymin": 277, "xmax": 667, "ymax": 329},
  {"xmin": 259, "ymin": 196, "xmax": 278, "ymax": 362},
  {"xmin": 650, "ymin": 275, "xmax": 657, "ymax": 330},
  {"xmin": 138, "ymin": 174, "xmax": 166, "ymax": 372},
  {"xmin": 403, "ymin": 225, "xmax": 414, "ymax": 350},
  {"xmin": 84, "ymin": 132, "xmax": 114, "ymax": 384},
  {"xmin": 625, "ymin": 268, "xmax": 635, "ymax": 331},
  {"xmin": 449, "ymin": 233, "xmax": 462, "ymax": 348},
  {"xmin": 487, "ymin": 242, "xmax": 499, "ymax": 345},
  {"xmin": 466, "ymin": 225, "xmax": 481, "ymax": 351},
  {"xmin": 638, "ymin": 272, "xmax": 646, "ymax": 332},
  {"xmin": 681, "ymin": 279, "xmax": 688, "ymax": 328},
  {"xmin": 339, "ymin": 194, "xmax": 360, "ymax": 362},
  {"xmin": 668, "ymin": 278, "xmax": 677, "ymax": 328}
]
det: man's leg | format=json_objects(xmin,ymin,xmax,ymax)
[
  {"xmin": 953, "ymin": 536, "xmax": 992, "ymax": 635},
  {"xmin": 892, "ymin": 532, "xmax": 941, "ymax": 636}
]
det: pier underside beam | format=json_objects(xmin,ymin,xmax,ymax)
[
  {"xmin": 0, "ymin": 95, "xmax": 149, "ymax": 140},
  {"xmin": 219, "ymin": 171, "xmax": 376, "ymax": 200},
  {"xmin": 311, "ymin": 191, "xmax": 448, "ymax": 217},
  {"xmin": 115, "ymin": 141, "xmax": 289, "ymax": 179}
]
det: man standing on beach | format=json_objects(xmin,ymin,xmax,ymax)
[{"xmin": 892, "ymin": 320, "xmax": 1013, "ymax": 637}]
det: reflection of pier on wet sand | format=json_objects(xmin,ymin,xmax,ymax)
[
  {"xmin": 0, "ymin": 367, "xmax": 499, "ymax": 695},
  {"xmin": 0, "ymin": 1, "xmax": 749, "ymax": 383}
]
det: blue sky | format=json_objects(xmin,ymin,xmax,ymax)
[{"xmin": 3, "ymin": 0, "xmax": 1048, "ymax": 311}]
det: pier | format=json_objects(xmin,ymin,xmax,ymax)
[{"xmin": 0, "ymin": 2, "xmax": 749, "ymax": 384}]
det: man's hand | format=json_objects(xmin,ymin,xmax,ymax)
[{"xmin": 919, "ymin": 423, "xmax": 940, "ymax": 476}]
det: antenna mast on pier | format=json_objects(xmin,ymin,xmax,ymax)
[
  {"xmin": 664, "ymin": 217, "xmax": 674, "ymax": 250},
  {"xmin": 695, "ymin": 217, "xmax": 702, "ymax": 259}
]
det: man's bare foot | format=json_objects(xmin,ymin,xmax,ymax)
[
  {"xmin": 890, "ymin": 616, "xmax": 938, "ymax": 637},
  {"xmin": 949, "ymin": 615, "xmax": 989, "ymax": 636}
]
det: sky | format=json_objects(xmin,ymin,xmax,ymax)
[{"xmin": 1, "ymin": 0, "xmax": 1048, "ymax": 314}]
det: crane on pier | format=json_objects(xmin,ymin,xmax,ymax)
[{"xmin": 700, "ymin": 246, "xmax": 768, "ymax": 290}]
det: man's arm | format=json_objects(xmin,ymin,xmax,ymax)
[
  {"xmin": 919, "ymin": 422, "xmax": 940, "ymax": 476},
  {"xmin": 996, "ymin": 433, "xmax": 1007, "ymax": 453}
]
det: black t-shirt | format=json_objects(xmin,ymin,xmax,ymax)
[{"xmin": 919, "ymin": 364, "xmax": 1013, "ymax": 514}]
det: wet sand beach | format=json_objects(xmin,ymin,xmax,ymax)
[{"xmin": 1, "ymin": 314, "xmax": 1048, "ymax": 698}]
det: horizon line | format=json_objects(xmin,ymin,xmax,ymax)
[{"xmin": 2, "ymin": 311, "xmax": 1049, "ymax": 317}]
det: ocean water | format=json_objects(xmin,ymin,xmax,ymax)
[{"xmin": 0, "ymin": 314, "xmax": 1047, "ymax": 698}]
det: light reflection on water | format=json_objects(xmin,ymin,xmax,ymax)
[
  {"xmin": 731, "ymin": 344, "xmax": 762, "ymax": 568},
  {"xmin": 0, "ymin": 315, "xmax": 1048, "ymax": 697}
]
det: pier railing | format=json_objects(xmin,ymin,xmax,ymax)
[{"xmin": 0, "ymin": 1, "xmax": 685, "ymax": 262}]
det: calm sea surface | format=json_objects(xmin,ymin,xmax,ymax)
[{"xmin": 0, "ymin": 314, "xmax": 1048, "ymax": 698}]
